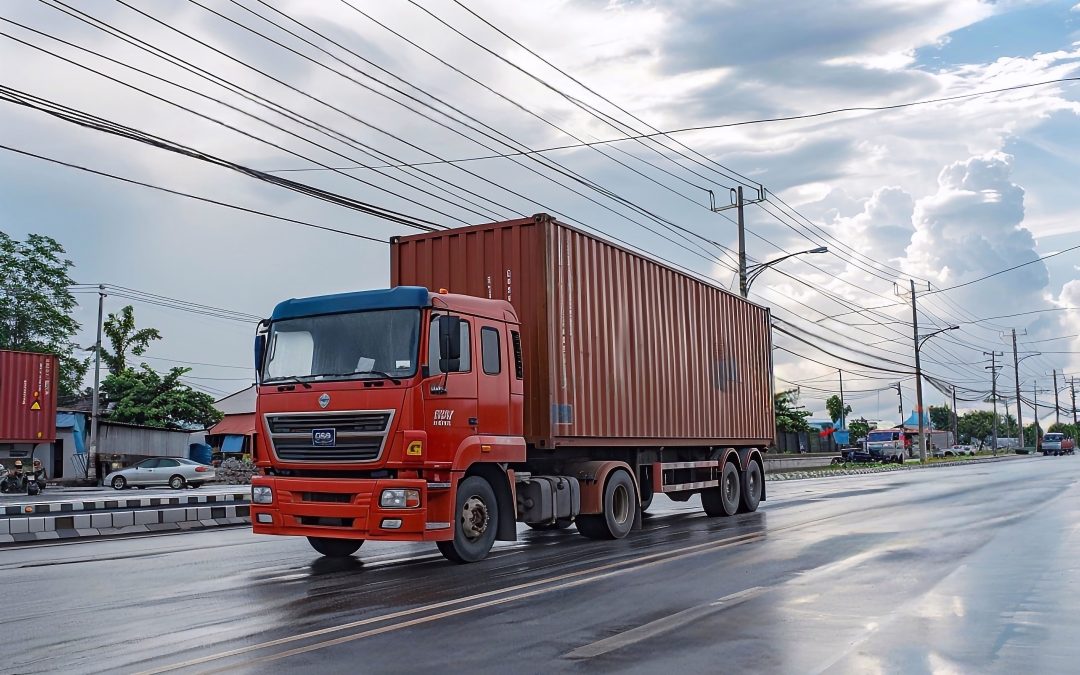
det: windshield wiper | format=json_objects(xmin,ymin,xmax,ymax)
[
  {"xmin": 264, "ymin": 375, "xmax": 312, "ymax": 389},
  {"xmin": 312, "ymin": 371, "xmax": 403, "ymax": 385}
]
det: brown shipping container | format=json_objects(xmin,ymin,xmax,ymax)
[
  {"xmin": 391, "ymin": 215, "xmax": 775, "ymax": 449},
  {"xmin": 0, "ymin": 350, "xmax": 59, "ymax": 443}
]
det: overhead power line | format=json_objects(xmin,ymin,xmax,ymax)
[{"xmin": 267, "ymin": 75, "xmax": 1080, "ymax": 172}]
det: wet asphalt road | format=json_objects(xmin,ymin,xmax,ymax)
[{"xmin": 4, "ymin": 456, "xmax": 1079, "ymax": 674}]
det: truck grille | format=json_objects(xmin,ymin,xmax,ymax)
[{"xmin": 264, "ymin": 410, "xmax": 394, "ymax": 463}]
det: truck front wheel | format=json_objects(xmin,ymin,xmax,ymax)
[
  {"xmin": 702, "ymin": 462, "xmax": 741, "ymax": 517},
  {"xmin": 577, "ymin": 470, "xmax": 636, "ymax": 540},
  {"xmin": 307, "ymin": 537, "xmax": 363, "ymax": 558},
  {"xmin": 438, "ymin": 476, "xmax": 499, "ymax": 563}
]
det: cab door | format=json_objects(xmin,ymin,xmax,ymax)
[
  {"xmin": 423, "ymin": 314, "xmax": 478, "ymax": 464},
  {"xmin": 476, "ymin": 321, "xmax": 511, "ymax": 436}
]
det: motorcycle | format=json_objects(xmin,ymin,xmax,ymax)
[{"xmin": 0, "ymin": 469, "xmax": 44, "ymax": 495}]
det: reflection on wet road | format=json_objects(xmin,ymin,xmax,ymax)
[{"xmin": 5, "ymin": 457, "xmax": 1078, "ymax": 673}]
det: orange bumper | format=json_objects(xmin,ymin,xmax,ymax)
[{"xmin": 250, "ymin": 476, "xmax": 453, "ymax": 542}]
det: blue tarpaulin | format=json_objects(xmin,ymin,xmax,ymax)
[
  {"xmin": 56, "ymin": 412, "xmax": 87, "ymax": 454},
  {"xmin": 221, "ymin": 435, "xmax": 245, "ymax": 453}
]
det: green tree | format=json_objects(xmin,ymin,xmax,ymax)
[
  {"xmin": 0, "ymin": 231, "xmax": 88, "ymax": 397},
  {"xmin": 848, "ymin": 418, "xmax": 871, "ymax": 441},
  {"xmin": 958, "ymin": 410, "xmax": 996, "ymax": 446},
  {"xmin": 929, "ymin": 405, "xmax": 953, "ymax": 431},
  {"xmin": 825, "ymin": 395, "xmax": 852, "ymax": 425},
  {"xmin": 775, "ymin": 388, "xmax": 812, "ymax": 433},
  {"xmin": 102, "ymin": 365, "xmax": 223, "ymax": 429},
  {"xmin": 1048, "ymin": 422, "xmax": 1078, "ymax": 438},
  {"xmin": 91, "ymin": 305, "xmax": 162, "ymax": 375}
]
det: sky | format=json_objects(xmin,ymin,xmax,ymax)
[{"xmin": 1, "ymin": 0, "xmax": 1079, "ymax": 429}]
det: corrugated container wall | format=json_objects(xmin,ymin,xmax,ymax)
[
  {"xmin": 0, "ymin": 350, "xmax": 59, "ymax": 443},
  {"xmin": 392, "ymin": 215, "xmax": 774, "ymax": 449}
]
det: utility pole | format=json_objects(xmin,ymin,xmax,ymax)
[
  {"xmin": 952, "ymin": 385, "xmax": 959, "ymax": 445},
  {"xmin": 737, "ymin": 186, "xmax": 747, "ymax": 298},
  {"xmin": 1033, "ymin": 382, "xmax": 1042, "ymax": 452},
  {"xmin": 1067, "ymin": 375, "xmax": 1075, "ymax": 423},
  {"xmin": 89, "ymin": 284, "xmax": 106, "ymax": 483},
  {"xmin": 838, "ymin": 369, "xmax": 845, "ymax": 429},
  {"xmin": 894, "ymin": 382, "xmax": 904, "ymax": 420},
  {"xmin": 1054, "ymin": 369, "xmax": 1061, "ymax": 425},
  {"xmin": 984, "ymin": 351, "xmax": 1003, "ymax": 455},
  {"xmin": 909, "ymin": 280, "xmax": 928, "ymax": 463},
  {"xmin": 1010, "ymin": 329, "xmax": 1024, "ymax": 450}
]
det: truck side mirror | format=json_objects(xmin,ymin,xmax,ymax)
[
  {"xmin": 254, "ymin": 334, "xmax": 267, "ymax": 377},
  {"xmin": 439, "ymin": 315, "xmax": 462, "ymax": 373}
]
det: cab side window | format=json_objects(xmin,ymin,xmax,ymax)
[
  {"xmin": 481, "ymin": 327, "xmax": 501, "ymax": 375},
  {"xmin": 428, "ymin": 316, "xmax": 471, "ymax": 375}
]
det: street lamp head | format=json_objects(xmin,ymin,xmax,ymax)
[{"xmin": 809, "ymin": 246, "xmax": 828, "ymax": 254}]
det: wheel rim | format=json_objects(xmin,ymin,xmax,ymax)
[
  {"xmin": 611, "ymin": 483, "xmax": 630, "ymax": 525},
  {"xmin": 114, "ymin": 478, "xmax": 124, "ymax": 489},
  {"xmin": 170, "ymin": 477, "xmax": 182, "ymax": 489},
  {"xmin": 460, "ymin": 495, "xmax": 490, "ymax": 541},
  {"xmin": 724, "ymin": 470, "xmax": 738, "ymax": 503}
]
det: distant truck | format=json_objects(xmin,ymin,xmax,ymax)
[
  {"xmin": 1041, "ymin": 433, "xmax": 1076, "ymax": 456},
  {"xmin": 863, "ymin": 429, "xmax": 910, "ymax": 463},
  {"xmin": 250, "ymin": 215, "xmax": 775, "ymax": 563}
]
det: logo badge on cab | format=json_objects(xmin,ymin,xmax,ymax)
[
  {"xmin": 318, "ymin": 393, "xmax": 330, "ymax": 409},
  {"xmin": 312, "ymin": 428, "xmax": 336, "ymax": 447}
]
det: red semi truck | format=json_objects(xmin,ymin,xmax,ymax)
[{"xmin": 251, "ymin": 215, "xmax": 775, "ymax": 562}]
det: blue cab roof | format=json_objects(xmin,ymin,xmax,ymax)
[{"xmin": 270, "ymin": 286, "xmax": 431, "ymax": 321}]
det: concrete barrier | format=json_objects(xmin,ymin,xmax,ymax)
[{"xmin": 0, "ymin": 493, "xmax": 250, "ymax": 545}]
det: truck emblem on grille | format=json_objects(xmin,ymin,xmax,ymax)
[
  {"xmin": 318, "ymin": 393, "xmax": 330, "ymax": 409},
  {"xmin": 312, "ymin": 428, "xmax": 336, "ymax": 447}
]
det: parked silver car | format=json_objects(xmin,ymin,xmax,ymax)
[{"xmin": 106, "ymin": 457, "xmax": 215, "ymax": 490}]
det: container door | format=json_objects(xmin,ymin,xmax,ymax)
[
  {"xmin": 423, "ymin": 315, "xmax": 478, "ymax": 464},
  {"xmin": 476, "ymin": 323, "xmax": 511, "ymax": 436}
]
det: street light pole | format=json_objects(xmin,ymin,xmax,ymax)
[
  {"xmin": 737, "ymin": 186, "xmax": 747, "ymax": 298},
  {"xmin": 89, "ymin": 284, "xmax": 106, "ymax": 483}
]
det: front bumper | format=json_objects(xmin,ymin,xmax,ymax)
[{"xmin": 250, "ymin": 476, "xmax": 452, "ymax": 541}]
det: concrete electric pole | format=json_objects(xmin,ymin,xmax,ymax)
[
  {"xmin": 984, "ymin": 351, "xmax": 1003, "ymax": 455},
  {"xmin": 89, "ymin": 284, "xmax": 106, "ymax": 482}
]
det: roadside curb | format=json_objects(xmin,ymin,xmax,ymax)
[
  {"xmin": 766, "ymin": 454, "xmax": 1026, "ymax": 482},
  {"xmin": 2, "ymin": 491, "xmax": 249, "ymax": 516},
  {"xmin": 0, "ymin": 499, "xmax": 251, "ymax": 546}
]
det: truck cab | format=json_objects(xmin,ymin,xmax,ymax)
[{"xmin": 250, "ymin": 286, "xmax": 525, "ymax": 562}]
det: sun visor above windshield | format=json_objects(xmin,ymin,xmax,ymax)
[{"xmin": 270, "ymin": 286, "xmax": 431, "ymax": 321}]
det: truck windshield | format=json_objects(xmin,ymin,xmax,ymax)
[{"xmin": 262, "ymin": 309, "xmax": 421, "ymax": 383}]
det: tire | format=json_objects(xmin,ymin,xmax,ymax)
[
  {"xmin": 738, "ymin": 461, "xmax": 762, "ymax": 513},
  {"xmin": 307, "ymin": 536, "xmax": 364, "ymax": 557},
  {"xmin": 169, "ymin": 475, "xmax": 185, "ymax": 490},
  {"xmin": 702, "ymin": 462, "xmax": 741, "ymax": 517},
  {"xmin": 437, "ymin": 476, "xmax": 499, "ymax": 563},
  {"xmin": 577, "ymin": 470, "xmax": 636, "ymax": 540},
  {"xmin": 526, "ymin": 518, "xmax": 573, "ymax": 531},
  {"xmin": 111, "ymin": 476, "xmax": 127, "ymax": 490}
]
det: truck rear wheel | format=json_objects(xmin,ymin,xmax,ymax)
[
  {"xmin": 702, "ymin": 462, "xmax": 741, "ymax": 517},
  {"xmin": 307, "ymin": 537, "xmax": 363, "ymax": 558},
  {"xmin": 577, "ymin": 470, "xmax": 636, "ymax": 540},
  {"xmin": 738, "ymin": 461, "xmax": 762, "ymax": 513},
  {"xmin": 438, "ymin": 476, "xmax": 498, "ymax": 563}
]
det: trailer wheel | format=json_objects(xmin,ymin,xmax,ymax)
[
  {"xmin": 307, "ymin": 537, "xmax": 363, "ymax": 557},
  {"xmin": 702, "ymin": 462, "xmax": 741, "ymax": 517},
  {"xmin": 738, "ymin": 461, "xmax": 762, "ymax": 513},
  {"xmin": 577, "ymin": 470, "xmax": 636, "ymax": 540},
  {"xmin": 438, "ymin": 476, "xmax": 498, "ymax": 563}
]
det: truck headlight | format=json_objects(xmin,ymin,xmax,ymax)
[
  {"xmin": 380, "ymin": 488, "xmax": 420, "ymax": 508},
  {"xmin": 252, "ymin": 486, "xmax": 274, "ymax": 504}
]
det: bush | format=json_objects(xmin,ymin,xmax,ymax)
[{"xmin": 218, "ymin": 457, "xmax": 257, "ymax": 485}]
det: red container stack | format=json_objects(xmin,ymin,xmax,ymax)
[{"xmin": 0, "ymin": 350, "xmax": 59, "ymax": 443}]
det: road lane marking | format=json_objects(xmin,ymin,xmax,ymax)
[
  {"xmin": 137, "ymin": 531, "xmax": 767, "ymax": 674},
  {"xmin": 197, "ymin": 534, "xmax": 768, "ymax": 674},
  {"xmin": 565, "ymin": 586, "xmax": 768, "ymax": 659}
]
